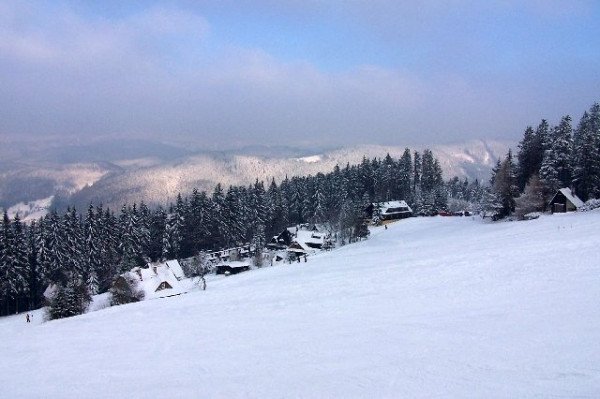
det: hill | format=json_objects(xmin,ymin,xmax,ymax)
[
  {"xmin": 1, "ymin": 211, "xmax": 599, "ymax": 397},
  {"xmin": 1, "ymin": 138, "xmax": 510, "ymax": 214}
]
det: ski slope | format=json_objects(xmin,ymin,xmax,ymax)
[{"xmin": 2, "ymin": 212, "xmax": 600, "ymax": 398}]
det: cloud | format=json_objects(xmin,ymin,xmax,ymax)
[{"xmin": 0, "ymin": 1, "xmax": 598, "ymax": 149}]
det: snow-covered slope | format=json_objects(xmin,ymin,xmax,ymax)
[
  {"xmin": 63, "ymin": 140, "xmax": 509, "ymax": 210},
  {"xmin": 2, "ymin": 211, "xmax": 599, "ymax": 398},
  {"xmin": 5, "ymin": 196, "xmax": 53, "ymax": 222}
]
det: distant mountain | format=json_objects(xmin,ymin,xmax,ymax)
[{"xmin": 0, "ymin": 139, "xmax": 511, "ymax": 213}]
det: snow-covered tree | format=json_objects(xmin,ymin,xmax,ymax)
[
  {"xmin": 572, "ymin": 105, "xmax": 600, "ymax": 200},
  {"xmin": 514, "ymin": 174, "xmax": 545, "ymax": 218},
  {"xmin": 540, "ymin": 115, "xmax": 573, "ymax": 193}
]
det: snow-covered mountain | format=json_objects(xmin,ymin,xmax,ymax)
[
  {"xmin": 0, "ymin": 139, "xmax": 510, "ymax": 211},
  {"xmin": 2, "ymin": 210, "xmax": 599, "ymax": 397}
]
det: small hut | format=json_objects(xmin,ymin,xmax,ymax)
[{"xmin": 548, "ymin": 188, "xmax": 583, "ymax": 213}]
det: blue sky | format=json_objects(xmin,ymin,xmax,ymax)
[{"xmin": 1, "ymin": 0, "xmax": 599, "ymax": 148}]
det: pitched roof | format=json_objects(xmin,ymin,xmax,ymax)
[
  {"xmin": 131, "ymin": 264, "xmax": 185, "ymax": 299},
  {"xmin": 557, "ymin": 188, "xmax": 584, "ymax": 208},
  {"xmin": 147, "ymin": 259, "xmax": 185, "ymax": 280},
  {"xmin": 216, "ymin": 261, "xmax": 251, "ymax": 269},
  {"xmin": 374, "ymin": 200, "xmax": 413, "ymax": 214}
]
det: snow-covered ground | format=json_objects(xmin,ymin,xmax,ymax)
[
  {"xmin": 2, "ymin": 211, "xmax": 600, "ymax": 398},
  {"xmin": 5, "ymin": 196, "xmax": 52, "ymax": 222}
]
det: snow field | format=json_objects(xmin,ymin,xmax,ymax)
[{"xmin": 1, "ymin": 211, "xmax": 600, "ymax": 398}]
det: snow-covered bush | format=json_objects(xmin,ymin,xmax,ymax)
[
  {"xmin": 47, "ymin": 281, "xmax": 91, "ymax": 320},
  {"xmin": 580, "ymin": 199, "xmax": 600, "ymax": 212}
]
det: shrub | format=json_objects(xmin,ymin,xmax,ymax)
[{"xmin": 109, "ymin": 273, "xmax": 144, "ymax": 306}]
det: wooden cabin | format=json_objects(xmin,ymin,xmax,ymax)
[{"xmin": 548, "ymin": 188, "xmax": 583, "ymax": 213}]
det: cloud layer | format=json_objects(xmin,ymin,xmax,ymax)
[{"xmin": 1, "ymin": 1, "xmax": 599, "ymax": 148}]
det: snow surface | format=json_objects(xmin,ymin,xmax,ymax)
[
  {"xmin": 6, "ymin": 196, "xmax": 53, "ymax": 222},
  {"xmin": 296, "ymin": 155, "xmax": 323, "ymax": 163},
  {"xmin": 2, "ymin": 212, "xmax": 600, "ymax": 398}
]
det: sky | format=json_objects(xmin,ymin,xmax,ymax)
[{"xmin": 0, "ymin": 0, "xmax": 599, "ymax": 149}]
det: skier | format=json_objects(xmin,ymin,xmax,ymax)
[
  {"xmin": 304, "ymin": 255, "xmax": 307, "ymax": 262},
  {"xmin": 26, "ymin": 313, "xmax": 30, "ymax": 323}
]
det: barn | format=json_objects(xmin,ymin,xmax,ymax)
[{"xmin": 548, "ymin": 188, "xmax": 584, "ymax": 213}]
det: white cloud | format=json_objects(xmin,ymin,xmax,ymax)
[{"xmin": 0, "ymin": 1, "xmax": 598, "ymax": 148}]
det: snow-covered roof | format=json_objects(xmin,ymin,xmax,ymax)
[
  {"xmin": 296, "ymin": 230, "xmax": 325, "ymax": 246},
  {"xmin": 43, "ymin": 283, "xmax": 58, "ymax": 300},
  {"xmin": 164, "ymin": 260, "xmax": 185, "ymax": 280},
  {"xmin": 131, "ymin": 264, "xmax": 185, "ymax": 299},
  {"xmin": 147, "ymin": 259, "xmax": 185, "ymax": 280},
  {"xmin": 374, "ymin": 200, "xmax": 412, "ymax": 214},
  {"xmin": 558, "ymin": 188, "xmax": 584, "ymax": 208},
  {"xmin": 288, "ymin": 240, "xmax": 310, "ymax": 253},
  {"xmin": 217, "ymin": 261, "xmax": 251, "ymax": 269}
]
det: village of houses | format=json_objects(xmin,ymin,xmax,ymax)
[
  {"xmin": 41, "ymin": 200, "xmax": 414, "ymax": 307},
  {"xmin": 57, "ymin": 187, "xmax": 586, "ymax": 309}
]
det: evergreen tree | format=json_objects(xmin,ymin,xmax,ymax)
[
  {"xmin": 27, "ymin": 220, "xmax": 42, "ymax": 309},
  {"xmin": 572, "ymin": 106, "xmax": 600, "ymax": 200},
  {"xmin": 10, "ymin": 214, "xmax": 30, "ymax": 312},
  {"xmin": 84, "ymin": 205, "xmax": 101, "ymax": 295},
  {"xmin": 492, "ymin": 150, "xmax": 519, "ymax": 217},
  {"xmin": 540, "ymin": 115, "xmax": 573, "ymax": 193},
  {"xmin": 118, "ymin": 205, "xmax": 146, "ymax": 272},
  {"xmin": 516, "ymin": 126, "xmax": 543, "ymax": 190}
]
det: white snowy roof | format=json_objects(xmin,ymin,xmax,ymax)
[
  {"xmin": 558, "ymin": 188, "xmax": 584, "ymax": 208},
  {"xmin": 43, "ymin": 283, "xmax": 58, "ymax": 300},
  {"xmin": 296, "ymin": 230, "xmax": 325, "ymax": 246},
  {"xmin": 147, "ymin": 259, "xmax": 185, "ymax": 280},
  {"xmin": 217, "ymin": 261, "xmax": 251, "ymax": 268},
  {"xmin": 164, "ymin": 260, "xmax": 185, "ymax": 280},
  {"xmin": 374, "ymin": 200, "xmax": 412, "ymax": 214},
  {"xmin": 288, "ymin": 241, "xmax": 310, "ymax": 253},
  {"xmin": 131, "ymin": 264, "xmax": 185, "ymax": 299}
]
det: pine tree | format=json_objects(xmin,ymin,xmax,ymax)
[
  {"xmin": 27, "ymin": 220, "xmax": 42, "ymax": 309},
  {"xmin": 84, "ymin": 205, "xmax": 101, "ymax": 295},
  {"xmin": 398, "ymin": 149, "xmax": 413, "ymax": 201},
  {"xmin": 540, "ymin": 115, "xmax": 573, "ymax": 193},
  {"xmin": 492, "ymin": 150, "xmax": 519, "ymax": 217},
  {"xmin": 572, "ymin": 106, "xmax": 600, "ymax": 200},
  {"xmin": 118, "ymin": 205, "xmax": 145, "ymax": 272},
  {"xmin": 517, "ymin": 126, "xmax": 541, "ymax": 190},
  {"xmin": 10, "ymin": 214, "xmax": 30, "ymax": 312},
  {"xmin": 412, "ymin": 151, "xmax": 421, "ymax": 193}
]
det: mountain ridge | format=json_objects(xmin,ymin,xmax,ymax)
[{"xmin": 1, "ymin": 139, "xmax": 511, "ymax": 214}]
